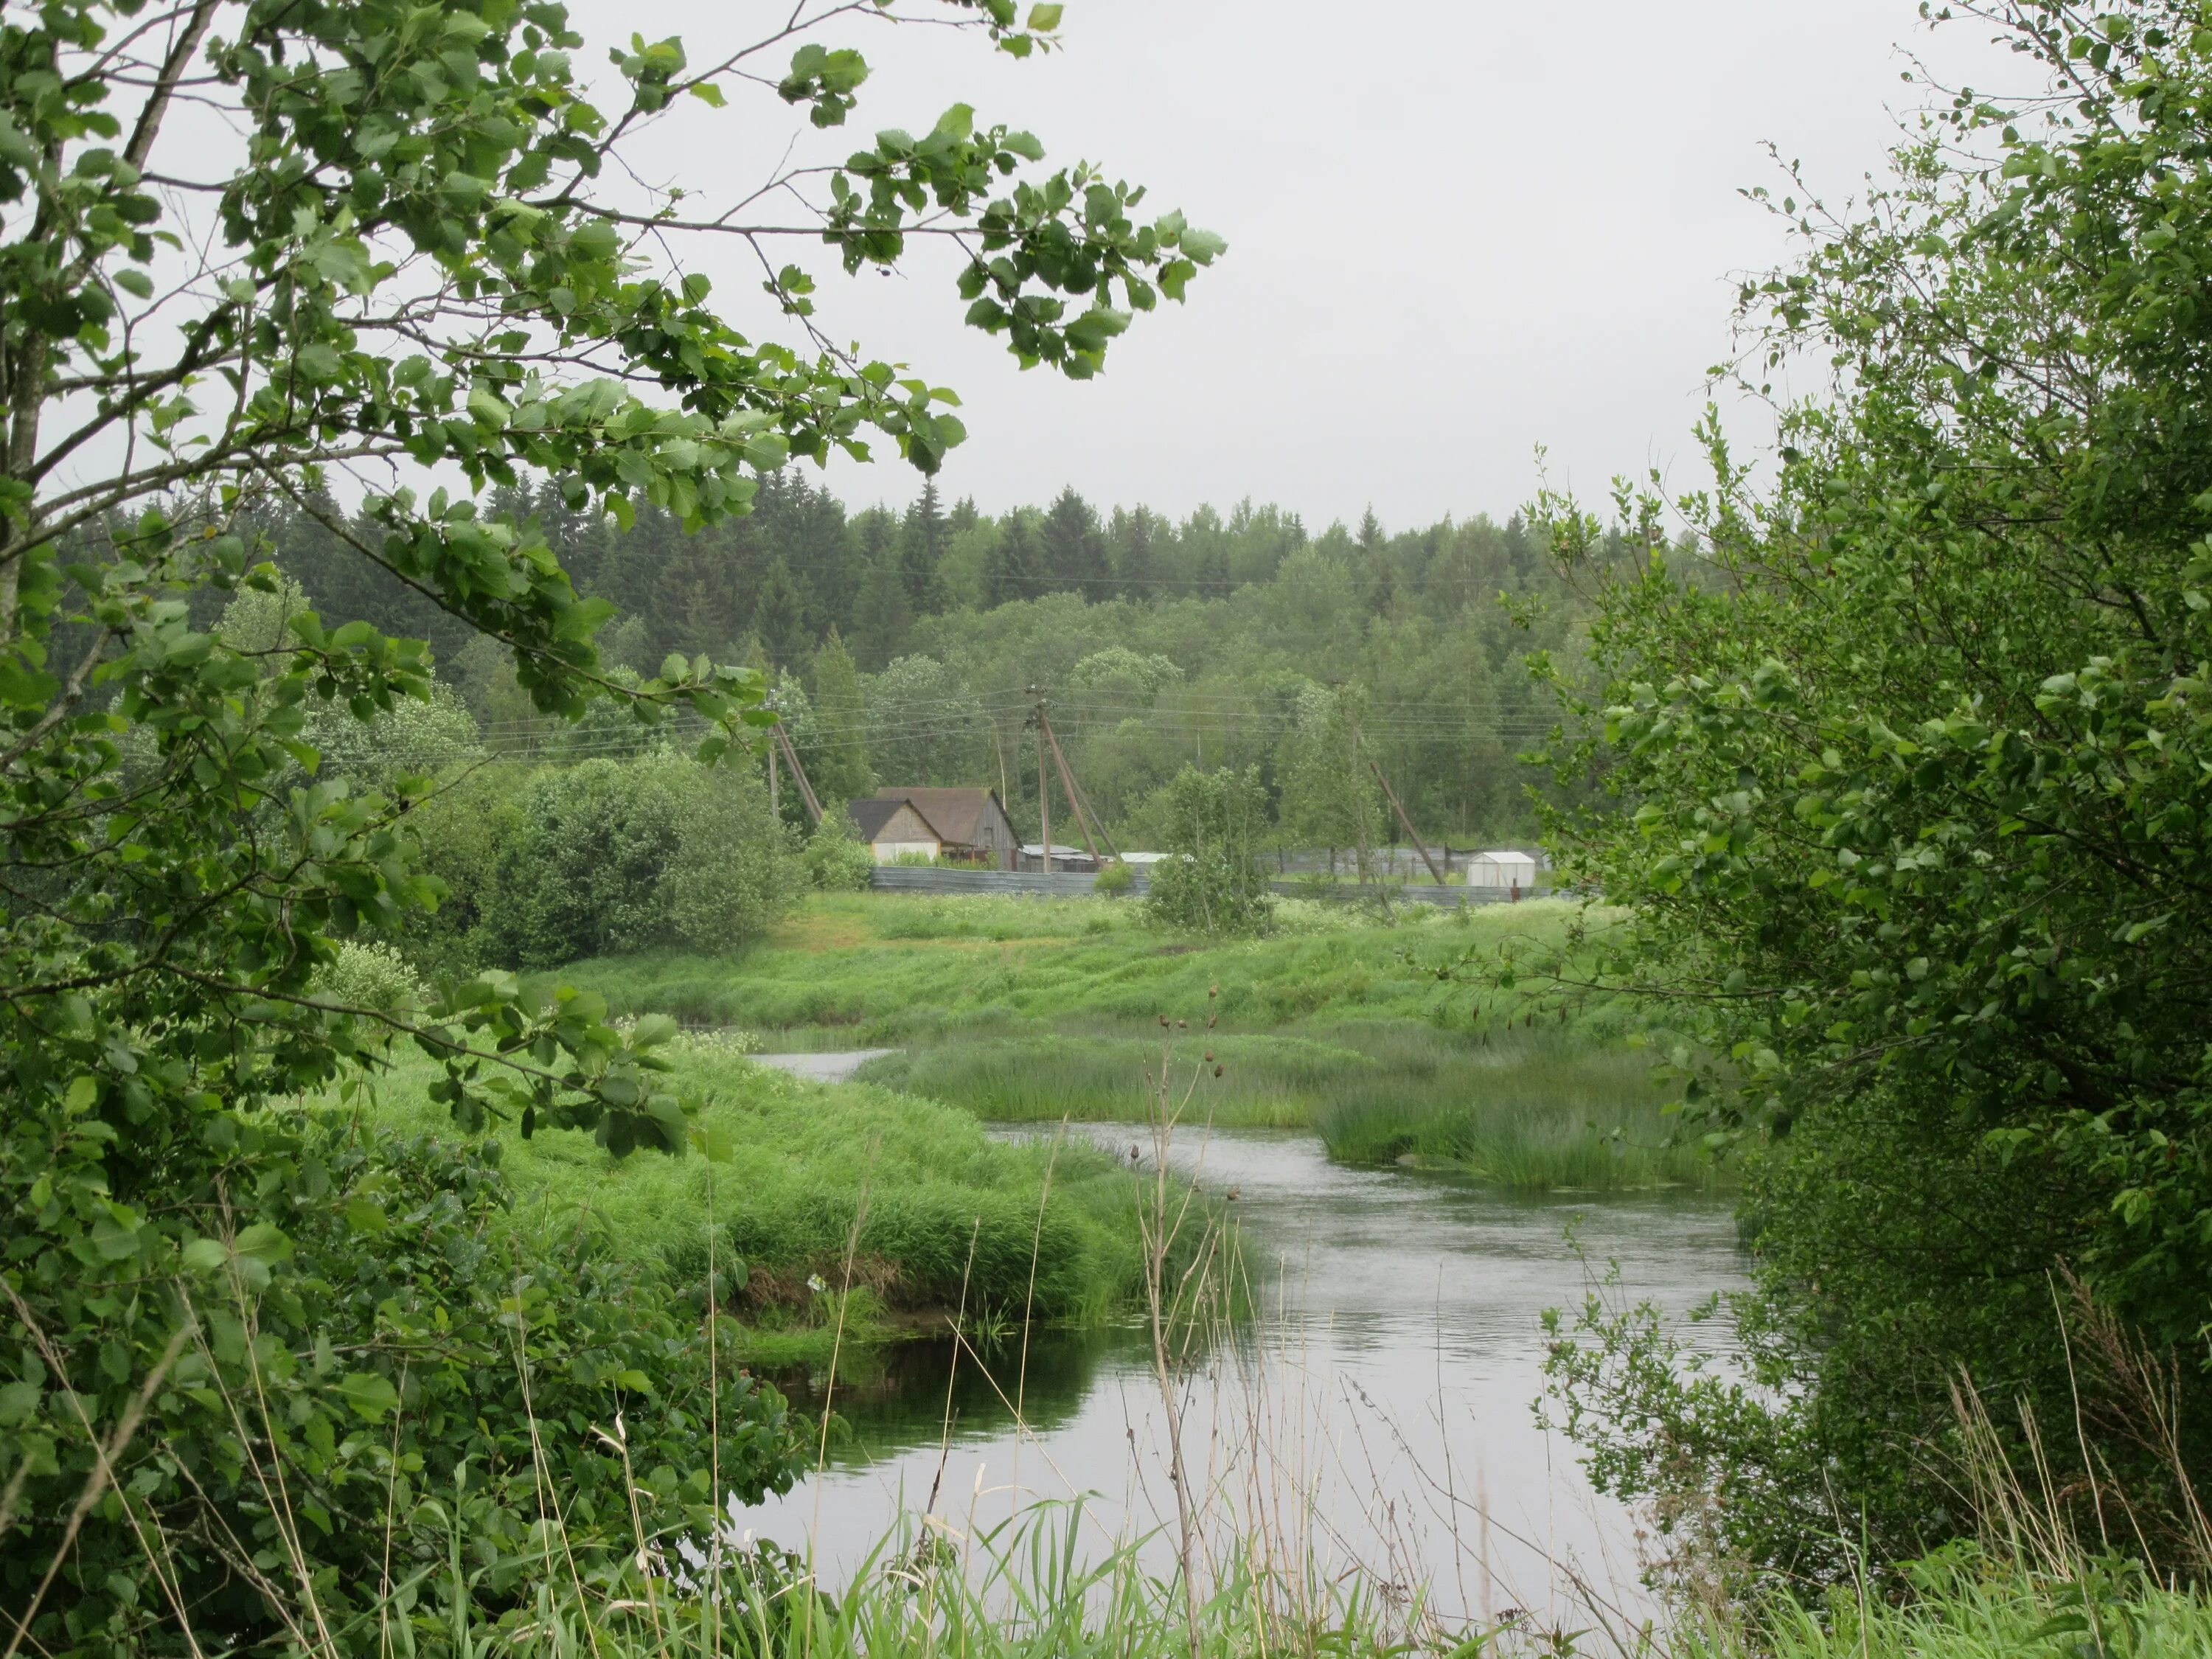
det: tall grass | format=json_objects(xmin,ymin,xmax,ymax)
[
  {"xmin": 348, "ymin": 1046, "xmax": 1172, "ymax": 1368},
  {"xmin": 861, "ymin": 1024, "xmax": 1724, "ymax": 1193},
  {"xmin": 560, "ymin": 894, "xmax": 1626, "ymax": 1043}
]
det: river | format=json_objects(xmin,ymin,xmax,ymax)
[{"xmin": 731, "ymin": 1089, "xmax": 1745, "ymax": 1630}]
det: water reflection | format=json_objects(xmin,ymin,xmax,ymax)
[{"xmin": 740, "ymin": 1126, "xmax": 1743, "ymax": 1624}]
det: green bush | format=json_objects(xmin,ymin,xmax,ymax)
[
  {"xmin": 1144, "ymin": 765, "xmax": 1273, "ymax": 936},
  {"xmin": 1092, "ymin": 858, "xmax": 1135, "ymax": 897},
  {"xmin": 413, "ymin": 750, "xmax": 796, "ymax": 969},
  {"xmin": 802, "ymin": 817, "xmax": 877, "ymax": 891},
  {"xmin": 0, "ymin": 1116, "xmax": 801, "ymax": 1653}
]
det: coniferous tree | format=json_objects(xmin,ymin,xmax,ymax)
[
  {"xmin": 1040, "ymin": 487, "xmax": 1110, "ymax": 594},
  {"xmin": 1356, "ymin": 506, "xmax": 1396, "ymax": 613},
  {"xmin": 850, "ymin": 505, "xmax": 912, "ymax": 667},
  {"xmin": 754, "ymin": 557, "xmax": 806, "ymax": 671},
  {"xmin": 899, "ymin": 479, "xmax": 952, "ymax": 614},
  {"xmin": 807, "ymin": 627, "xmax": 874, "ymax": 806},
  {"xmin": 981, "ymin": 512, "xmax": 1048, "ymax": 608},
  {"xmin": 1110, "ymin": 504, "xmax": 1164, "ymax": 602}
]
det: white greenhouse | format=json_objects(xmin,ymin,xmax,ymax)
[{"xmin": 1465, "ymin": 849, "xmax": 1541, "ymax": 892}]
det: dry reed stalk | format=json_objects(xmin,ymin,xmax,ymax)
[{"xmin": 0, "ymin": 1287, "xmax": 198, "ymax": 1659}]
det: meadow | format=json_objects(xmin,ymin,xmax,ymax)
[
  {"xmin": 560, "ymin": 893, "xmax": 1722, "ymax": 1194},
  {"xmin": 349, "ymin": 1041, "xmax": 1172, "ymax": 1371}
]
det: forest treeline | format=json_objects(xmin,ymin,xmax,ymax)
[{"xmin": 254, "ymin": 478, "xmax": 1590, "ymax": 844}]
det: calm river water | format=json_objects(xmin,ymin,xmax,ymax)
[{"xmin": 734, "ymin": 1120, "xmax": 1744, "ymax": 1627}]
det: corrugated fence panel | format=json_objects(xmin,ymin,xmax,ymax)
[
  {"xmin": 863, "ymin": 866, "xmax": 1534, "ymax": 905},
  {"xmin": 867, "ymin": 866, "xmax": 1116, "ymax": 897}
]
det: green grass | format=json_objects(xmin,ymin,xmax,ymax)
[
  {"xmin": 858, "ymin": 1023, "xmax": 1720, "ymax": 1192},
  {"xmin": 351, "ymin": 1043, "xmax": 1172, "ymax": 1370},
  {"xmin": 544, "ymin": 893, "xmax": 1721, "ymax": 1194},
  {"xmin": 1683, "ymin": 1551, "xmax": 2212, "ymax": 1659},
  {"xmin": 560, "ymin": 892, "xmax": 1621, "ymax": 1041}
]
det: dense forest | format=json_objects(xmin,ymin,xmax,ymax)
[{"xmin": 256, "ymin": 477, "xmax": 1589, "ymax": 844}]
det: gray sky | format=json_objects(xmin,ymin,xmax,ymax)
[{"xmin": 580, "ymin": 1, "xmax": 2011, "ymax": 531}]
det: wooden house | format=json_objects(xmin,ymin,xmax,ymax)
[{"xmin": 846, "ymin": 788, "xmax": 1018, "ymax": 869}]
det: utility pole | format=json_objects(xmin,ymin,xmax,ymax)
[
  {"xmin": 1040, "ymin": 711, "xmax": 1106, "ymax": 866},
  {"xmin": 1363, "ymin": 744, "xmax": 1447, "ymax": 886},
  {"xmin": 767, "ymin": 728, "xmax": 779, "ymax": 819},
  {"xmin": 1031, "ymin": 686, "xmax": 1051, "ymax": 872},
  {"xmin": 774, "ymin": 723, "xmax": 824, "ymax": 825}
]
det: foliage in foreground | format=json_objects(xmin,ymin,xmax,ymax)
[
  {"xmin": 3, "ymin": 1120, "xmax": 802, "ymax": 1651},
  {"xmin": 1533, "ymin": 0, "xmax": 2212, "ymax": 1581},
  {"xmin": 359, "ymin": 1046, "xmax": 1166, "ymax": 1363},
  {"xmin": 0, "ymin": 0, "xmax": 1219, "ymax": 1644}
]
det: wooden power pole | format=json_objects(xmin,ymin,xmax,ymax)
[
  {"xmin": 1363, "ymin": 744, "xmax": 1447, "ymax": 886},
  {"xmin": 1032, "ymin": 688, "xmax": 1051, "ymax": 872},
  {"xmin": 774, "ymin": 723, "xmax": 823, "ymax": 825}
]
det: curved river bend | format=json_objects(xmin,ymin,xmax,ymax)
[{"xmin": 737, "ymin": 1118, "xmax": 1744, "ymax": 1627}]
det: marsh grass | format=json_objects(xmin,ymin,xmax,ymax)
[
  {"xmin": 862, "ymin": 1024, "xmax": 1724, "ymax": 1193},
  {"xmin": 347, "ymin": 1049, "xmax": 1170, "ymax": 1370}
]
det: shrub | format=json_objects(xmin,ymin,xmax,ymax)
[
  {"xmin": 473, "ymin": 751, "xmax": 796, "ymax": 967},
  {"xmin": 1144, "ymin": 766, "xmax": 1273, "ymax": 935},
  {"xmin": 1092, "ymin": 859, "xmax": 1135, "ymax": 897},
  {"xmin": 313, "ymin": 939, "xmax": 428, "ymax": 1020},
  {"xmin": 0, "ymin": 1117, "xmax": 802, "ymax": 1652},
  {"xmin": 803, "ymin": 816, "xmax": 877, "ymax": 891}
]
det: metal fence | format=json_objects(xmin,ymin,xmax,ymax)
[
  {"xmin": 864, "ymin": 865, "xmax": 1536, "ymax": 905},
  {"xmin": 866, "ymin": 866, "xmax": 1127, "ymax": 897}
]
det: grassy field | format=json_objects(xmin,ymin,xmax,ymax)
[
  {"xmin": 349, "ymin": 1043, "xmax": 1175, "ymax": 1371},
  {"xmin": 561, "ymin": 893, "xmax": 1624, "ymax": 1040},
  {"xmin": 553, "ymin": 894, "xmax": 1724, "ymax": 1194}
]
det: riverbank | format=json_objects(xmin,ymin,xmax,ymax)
[
  {"xmin": 560, "ymin": 892, "xmax": 1722, "ymax": 1193},
  {"xmin": 352, "ymin": 1043, "xmax": 1173, "ymax": 1371}
]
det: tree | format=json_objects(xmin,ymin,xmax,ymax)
[
  {"xmin": 1534, "ymin": 0, "xmax": 2212, "ymax": 1581},
  {"xmin": 0, "ymin": 0, "xmax": 1222, "ymax": 1641},
  {"xmin": 1040, "ymin": 484, "xmax": 1110, "ymax": 593},
  {"xmin": 1278, "ymin": 683, "xmax": 1382, "ymax": 878},
  {"xmin": 900, "ymin": 478, "xmax": 952, "ymax": 613},
  {"xmin": 1110, "ymin": 503, "xmax": 1165, "ymax": 600},
  {"xmin": 753, "ymin": 554, "xmax": 807, "ymax": 669},
  {"xmin": 982, "ymin": 510, "xmax": 1048, "ymax": 606},
  {"xmin": 1146, "ymin": 765, "xmax": 1273, "ymax": 934},
  {"xmin": 809, "ymin": 627, "xmax": 874, "ymax": 806}
]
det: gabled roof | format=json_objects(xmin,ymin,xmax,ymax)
[
  {"xmin": 848, "ymin": 796, "xmax": 931, "ymax": 843},
  {"xmin": 849, "ymin": 787, "xmax": 1006, "ymax": 846}
]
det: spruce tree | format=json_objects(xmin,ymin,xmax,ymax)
[
  {"xmin": 981, "ymin": 513, "xmax": 1048, "ymax": 608},
  {"xmin": 1040, "ymin": 486, "xmax": 1110, "ymax": 594},
  {"xmin": 808, "ymin": 627, "xmax": 874, "ymax": 806},
  {"xmin": 899, "ymin": 479, "xmax": 952, "ymax": 613}
]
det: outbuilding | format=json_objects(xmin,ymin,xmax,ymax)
[
  {"xmin": 1465, "ymin": 849, "xmax": 1542, "ymax": 894},
  {"xmin": 846, "ymin": 788, "xmax": 1018, "ymax": 869}
]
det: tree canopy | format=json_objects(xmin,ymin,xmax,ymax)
[
  {"xmin": 1536, "ymin": 0, "xmax": 2212, "ymax": 1582},
  {"xmin": 0, "ymin": 0, "xmax": 1220, "ymax": 1642}
]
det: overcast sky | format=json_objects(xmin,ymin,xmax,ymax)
[{"xmin": 574, "ymin": 1, "xmax": 2014, "ymax": 532}]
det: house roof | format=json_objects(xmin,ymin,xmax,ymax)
[
  {"xmin": 850, "ymin": 787, "xmax": 1005, "ymax": 846},
  {"xmin": 847, "ymin": 797, "xmax": 928, "ymax": 843}
]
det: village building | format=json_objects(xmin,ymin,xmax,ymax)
[
  {"xmin": 846, "ymin": 788, "xmax": 1018, "ymax": 869},
  {"xmin": 1465, "ymin": 848, "xmax": 1542, "ymax": 894}
]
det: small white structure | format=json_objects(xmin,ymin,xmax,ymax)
[
  {"xmin": 1466, "ymin": 849, "xmax": 1541, "ymax": 892},
  {"xmin": 1017, "ymin": 841, "xmax": 1098, "ymax": 873}
]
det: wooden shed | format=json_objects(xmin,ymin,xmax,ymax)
[{"xmin": 846, "ymin": 788, "xmax": 1018, "ymax": 869}]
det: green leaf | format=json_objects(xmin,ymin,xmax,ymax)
[
  {"xmin": 181, "ymin": 1238, "xmax": 228, "ymax": 1273},
  {"xmin": 234, "ymin": 1223, "xmax": 294, "ymax": 1266},
  {"xmin": 1026, "ymin": 4, "xmax": 1065, "ymax": 28},
  {"xmin": 338, "ymin": 1371, "xmax": 400, "ymax": 1422}
]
